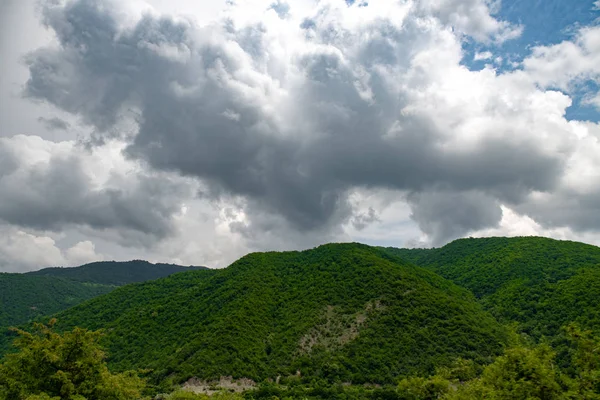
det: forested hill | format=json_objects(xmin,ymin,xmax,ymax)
[
  {"xmin": 1, "ymin": 261, "xmax": 205, "ymax": 337},
  {"xmin": 27, "ymin": 260, "xmax": 206, "ymax": 286},
  {"xmin": 383, "ymin": 236, "xmax": 600, "ymax": 339},
  {"xmin": 7, "ymin": 237, "xmax": 600, "ymax": 396},
  {"xmin": 0, "ymin": 274, "xmax": 112, "ymax": 328},
  {"xmin": 51, "ymin": 243, "xmax": 508, "ymax": 385}
]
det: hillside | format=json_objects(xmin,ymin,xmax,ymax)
[
  {"xmin": 0, "ymin": 274, "xmax": 113, "ymax": 328},
  {"xmin": 383, "ymin": 237, "xmax": 600, "ymax": 338},
  {"xmin": 1, "ymin": 261, "xmax": 206, "ymax": 341},
  {"xmin": 27, "ymin": 260, "xmax": 206, "ymax": 286},
  {"xmin": 51, "ymin": 243, "xmax": 508, "ymax": 386}
]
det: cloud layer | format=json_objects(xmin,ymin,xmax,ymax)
[
  {"xmin": 1, "ymin": 0, "xmax": 600, "ymax": 270},
  {"xmin": 0, "ymin": 135, "xmax": 192, "ymax": 242}
]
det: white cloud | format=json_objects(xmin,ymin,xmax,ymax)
[
  {"xmin": 474, "ymin": 51, "xmax": 493, "ymax": 61},
  {"xmin": 64, "ymin": 241, "xmax": 104, "ymax": 267},
  {"xmin": 0, "ymin": 227, "xmax": 107, "ymax": 272},
  {"xmin": 0, "ymin": 0, "xmax": 599, "ymax": 270},
  {"xmin": 0, "ymin": 0, "xmax": 66, "ymax": 141},
  {"xmin": 472, "ymin": 206, "xmax": 573, "ymax": 239},
  {"xmin": 472, "ymin": 205, "xmax": 600, "ymax": 249},
  {"xmin": 145, "ymin": 0, "xmax": 226, "ymax": 22},
  {"xmin": 523, "ymin": 26, "xmax": 600, "ymax": 91},
  {"xmin": 19, "ymin": 0, "xmax": 598, "ymax": 246},
  {"xmin": 0, "ymin": 227, "xmax": 64, "ymax": 272},
  {"xmin": 583, "ymin": 92, "xmax": 600, "ymax": 110},
  {"xmin": 343, "ymin": 189, "xmax": 422, "ymax": 246},
  {"xmin": 0, "ymin": 227, "xmax": 106, "ymax": 272},
  {"xmin": 414, "ymin": 0, "xmax": 522, "ymax": 43}
]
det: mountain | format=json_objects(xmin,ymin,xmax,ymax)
[
  {"xmin": 50, "ymin": 243, "xmax": 508, "ymax": 385},
  {"xmin": 27, "ymin": 260, "xmax": 206, "ymax": 286},
  {"xmin": 1, "ymin": 261, "xmax": 206, "ymax": 343},
  {"xmin": 383, "ymin": 236, "xmax": 600, "ymax": 339},
  {"xmin": 0, "ymin": 274, "xmax": 113, "ymax": 329}
]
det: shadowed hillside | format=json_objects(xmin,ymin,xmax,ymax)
[
  {"xmin": 0, "ymin": 274, "xmax": 112, "ymax": 328},
  {"xmin": 1, "ymin": 261, "xmax": 207, "ymax": 344},
  {"xmin": 27, "ymin": 260, "xmax": 206, "ymax": 286}
]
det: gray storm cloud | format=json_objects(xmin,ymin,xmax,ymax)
[
  {"xmin": 408, "ymin": 190, "xmax": 503, "ymax": 245},
  {"xmin": 0, "ymin": 136, "xmax": 191, "ymax": 244},
  {"xmin": 38, "ymin": 116, "xmax": 70, "ymax": 131},
  {"xmin": 19, "ymin": 0, "xmax": 576, "ymax": 245}
]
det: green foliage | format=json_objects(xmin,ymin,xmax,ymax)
[
  {"xmin": 0, "ymin": 320, "xmax": 145, "ymax": 400},
  {"xmin": 467, "ymin": 344, "xmax": 564, "ymax": 399},
  {"xmin": 0, "ymin": 274, "xmax": 113, "ymax": 329},
  {"xmin": 397, "ymin": 375, "xmax": 451, "ymax": 400},
  {"xmin": 395, "ymin": 323, "xmax": 600, "ymax": 400},
  {"xmin": 385, "ymin": 236, "xmax": 600, "ymax": 297},
  {"xmin": 560, "ymin": 324, "xmax": 600, "ymax": 398},
  {"xmin": 0, "ymin": 261, "xmax": 208, "ymax": 354},
  {"xmin": 246, "ymin": 380, "xmax": 402, "ymax": 399},
  {"xmin": 27, "ymin": 260, "xmax": 207, "ymax": 286},
  {"xmin": 7, "ymin": 236, "xmax": 600, "ymax": 399},
  {"xmin": 384, "ymin": 237, "xmax": 600, "ymax": 341},
  {"xmin": 239, "ymin": 324, "xmax": 600, "ymax": 399},
  {"xmin": 40, "ymin": 244, "xmax": 507, "ymax": 386},
  {"xmin": 397, "ymin": 344, "xmax": 564, "ymax": 400},
  {"xmin": 396, "ymin": 358, "xmax": 479, "ymax": 400},
  {"xmin": 166, "ymin": 391, "xmax": 203, "ymax": 400},
  {"xmin": 164, "ymin": 390, "xmax": 244, "ymax": 399}
]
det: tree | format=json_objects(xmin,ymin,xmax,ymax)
[
  {"xmin": 397, "ymin": 358, "xmax": 479, "ymax": 400},
  {"xmin": 445, "ymin": 344, "xmax": 566, "ymax": 400},
  {"xmin": 0, "ymin": 319, "xmax": 145, "ymax": 400},
  {"xmin": 561, "ymin": 323, "xmax": 600, "ymax": 399},
  {"xmin": 397, "ymin": 375, "xmax": 452, "ymax": 400}
]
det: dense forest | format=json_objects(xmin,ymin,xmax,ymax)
[
  {"xmin": 3, "ymin": 236, "xmax": 600, "ymax": 399},
  {"xmin": 0, "ymin": 274, "xmax": 112, "ymax": 328},
  {"xmin": 383, "ymin": 237, "xmax": 600, "ymax": 344},
  {"xmin": 0, "ymin": 261, "xmax": 204, "ymax": 354},
  {"xmin": 3, "ymin": 320, "xmax": 600, "ymax": 399},
  {"xmin": 45, "ymin": 244, "xmax": 507, "ymax": 386}
]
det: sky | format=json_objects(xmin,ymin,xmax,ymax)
[{"xmin": 0, "ymin": 0, "xmax": 599, "ymax": 271}]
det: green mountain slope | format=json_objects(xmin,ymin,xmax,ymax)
[
  {"xmin": 383, "ymin": 237, "xmax": 600, "ymax": 338},
  {"xmin": 52, "ymin": 243, "xmax": 507, "ymax": 385},
  {"xmin": 27, "ymin": 260, "xmax": 206, "ymax": 286},
  {"xmin": 0, "ymin": 274, "xmax": 113, "ymax": 328},
  {"xmin": 1, "ymin": 261, "xmax": 205, "ymax": 342}
]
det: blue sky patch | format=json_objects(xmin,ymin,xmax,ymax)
[{"xmin": 462, "ymin": 0, "xmax": 600, "ymax": 122}]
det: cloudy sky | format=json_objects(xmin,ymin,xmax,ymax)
[{"xmin": 1, "ymin": 0, "xmax": 599, "ymax": 271}]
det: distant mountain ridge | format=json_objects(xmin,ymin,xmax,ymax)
[
  {"xmin": 0, "ymin": 274, "xmax": 112, "ymax": 329},
  {"xmin": 27, "ymin": 260, "xmax": 207, "ymax": 286},
  {"xmin": 1, "ymin": 260, "xmax": 207, "ymax": 342}
]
